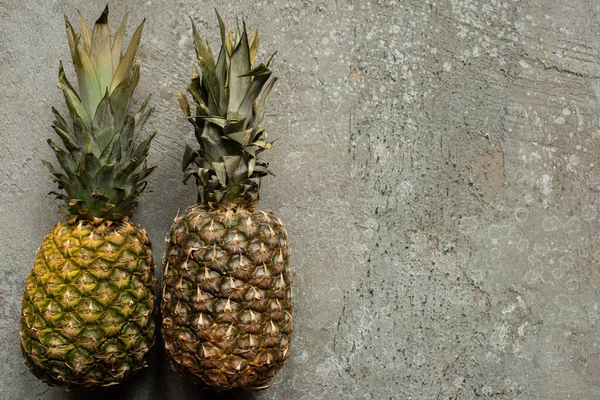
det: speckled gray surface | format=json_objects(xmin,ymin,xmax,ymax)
[{"xmin": 2, "ymin": 0, "xmax": 600, "ymax": 399}]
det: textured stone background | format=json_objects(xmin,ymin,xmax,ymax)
[{"xmin": 2, "ymin": 0, "xmax": 600, "ymax": 398}]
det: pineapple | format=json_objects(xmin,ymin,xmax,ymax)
[
  {"xmin": 161, "ymin": 11, "xmax": 293, "ymax": 390},
  {"xmin": 19, "ymin": 7, "xmax": 157, "ymax": 387}
]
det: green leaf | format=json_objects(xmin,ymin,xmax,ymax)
[
  {"xmin": 252, "ymin": 137, "xmax": 279, "ymax": 149},
  {"xmin": 199, "ymin": 115, "xmax": 227, "ymax": 127},
  {"xmin": 249, "ymin": 27, "xmax": 259, "ymax": 67},
  {"xmin": 115, "ymin": 132, "xmax": 156, "ymax": 182},
  {"xmin": 182, "ymin": 144, "xmax": 200, "ymax": 170},
  {"xmin": 107, "ymin": 130, "xmax": 122, "ymax": 163},
  {"xmin": 177, "ymin": 91, "xmax": 191, "ymax": 117},
  {"xmin": 188, "ymin": 90, "xmax": 211, "ymax": 116},
  {"xmin": 57, "ymin": 61, "xmax": 92, "ymax": 128},
  {"xmin": 265, "ymin": 51, "xmax": 277, "ymax": 67},
  {"xmin": 91, "ymin": 93, "xmax": 116, "ymax": 154},
  {"xmin": 47, "ymin": 139, "xmax": 76, "ymax": 179},
  {"xmin": 226, "ymin": 128, "xmax": 252, "ymax": 146},
  {"xmin": 64, "ymin": 16, "xmax": 81, "ymax": 76},
  {"xmin": 80, "ymin": 147, "xmax": 102, "ymax": 177},
  {"xmin": 132, "ymin": 95, "xmax": 153, "ymax": 145},
  {"xmin": 111, "ymin": 10, "xmax": 129, "ymax": 73},
  {"xmin": 200, "ymin": 124, "xmax": 227, "ymax": 162},
  {"xmin": 90, "ymin": 5, "xmax": 113, "ymax": 96},
  {"xmin": 253, "ymin": 76, "xmax": 277, "ymax": 126},
  {"xmin": 227, "ymin": 23, "xmax": 251, "ymax": 119},
  {"xmin": 215, "ymin": 10, "xmax": 230, "ymax": 114},
  {"xmin": 51, "ymin": 108, "xmax": 79, "ymax": 151},
  {"xmin": 222, "ymin": 155, "xmax": 241, "ymax": 179},
  {"xmin": 192, "ymin": 21, "xmax": 220, "ymax": 113},
  {"xmin": 109, "ymin": 60, "xmax": 140, "ymax": 127},
  {"xmin": 77, "ymin": 10, "xmax": 92, "ymax": 53},
  {"xmin": 95, "ymin": 164, "xmax": 116, "ymax": 192},
  {"xmin": 41, "ymin": 159, "xmax": 70, "ymax": 187},
  {"xmin": 52, "ymin": 124, "xmax": 78, "ymax": 154},
  {"xmin": 76, "ymin": 42, "xmax": 102, "ymax": 117},
  {"xmin": 248, "ymin": 156, "xmax": 256, "ymax": 176},
  {"xmin": 238, "ymin": 63, "xmax": 272, "ymax": 78},
  {"xmin": 212, "ymin": 161, "xmax": 227, "ymax": 185},
  {"xmin": 111, "ymin": 18, "xmax": 144, "ymax": 92},
  {"xmin": 191, "ymin": 19, "xmax": 215, "ymax": 69},
  {"xmin": 238, "ymin": 65, "xmax": 272, "ymax": 126},
  {"xmin": 223, "ymin": 117, "xmax": 245, "ymax": 135},
  {"xmin": 244, "ymin": 145, "xmax": 256, "ymax": 158}
]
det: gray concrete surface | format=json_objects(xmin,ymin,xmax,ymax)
[{"xmin": 2, "ymin": 0, "xmax": 600, "ymax": 398}]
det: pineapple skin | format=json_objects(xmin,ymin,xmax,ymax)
[
  {"xmin": 20, "ymin": 220, "xmax": 156, "ymax": 387},
  {"xmin": 161, "ymin": 204, "xmax": 293, "ymax": 390}
]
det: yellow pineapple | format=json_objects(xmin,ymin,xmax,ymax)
[{"xmin": 19, "ymin": 6, "xmax": 156, "ymax": 387}]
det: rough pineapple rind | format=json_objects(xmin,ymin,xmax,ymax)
[
  {"xmin": 161, "ymin": 205, "xmax": 293, "ymax": 389},
  {"xmin": 20, "ymin": 220, "xmax": 156, "ymax": 387}
]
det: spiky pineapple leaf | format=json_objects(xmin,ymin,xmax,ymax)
[
  {"xmin": 77, "ymin": 10, "xmax": 92, "ymax": 53},
  {"xmin": 249, "ymin": 28, "xmax": 259, "ymax": 67},
  {"xmin": 191, "ymin": 22, "xmax": 220, "ymax": 114},
  {"xmin": 110, "ymin": 60, "xmax": 140, "ymax": 126},
  {"xmin": 238, "ymin": 65, "xmax": 272, "ymax": 126},
  {"xmin": 111, "ymin": 10, "xmax": 129, "ymax": 73},
  {"xmin": 227, "ymin": 24, "xmax": 251, "ymax": 119},
  {"xmin": 75, "ymin": 42, "xmax": 102, "ymax": 118},
  {"xmin": 91, "ymin": 93, "xmax": 116, "ymax": 154},
  {"xmin": 181, "ymin": 11, "xmax": 279, "ymax": 206},
  {"xmin": 90, "ymin": 6, "xmax": 113, "ymax": 96},
  {"xmin": 57, "ymin": 61, "xmax": 92, "ymax": 128},
  {"xmin": 111, "ymin": 18, "xmax": 144, "ymax": 92},
  {"xmin": 46, "ymin": 8, "xmax": 155, "ymax": 220},
  {"xmin": 252, "ymin": 76, "xmax": 277, "ymax": 127}
]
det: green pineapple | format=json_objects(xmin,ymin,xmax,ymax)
[
  {"xmin": 161, "ymin": 11, "xmax": 293, "ymax": 390},
  {"xmin": 19, "ymin": 6, "xmax": 156, "ymax": 387}
]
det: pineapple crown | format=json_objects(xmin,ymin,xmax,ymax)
[
  {"xmin": 178, "ymin": 10, "xmax": 278, "ymax": 207},
  {"xmin": 45, "ymin": 6, "xmax": 156, "ymax": 221}
]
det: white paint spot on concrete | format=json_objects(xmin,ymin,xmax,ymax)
[
  {"xmin": 459, "ymin": 216, "xmax": 478, "ymax": 234},
  {"xmin": 488, "ymin": 224, "xmax": 513, "ymax": 240},
  {"xmin": 552, "ymin": 268, "xmax": 565, "ymax": 279},
  {"xmin": 533, "ymin": 242, "xmax": 550, "ymax": 255},
  {"xmin": 542, "ymin": 216, "xmax": 561, "ymax": 232},
  {"xmin": 524, "ymin": 194, "xmax": 534, "ymax": 206},
  {"xmin": 560, "ymin": 255, "xmax": 575, "ymax": 269},
  {"xmin": 489, "ymin": 247, "xmax": 501, "ymax": 259},
  {"xmin": 284, "ymin": 152, "xmax": 307, "ymax": 172},
  {"xmin": 178, "ymin": 35, "xmax": 191, "ymax": 48},
  {"xmin": 566, "ymin": 279, "xmax": 579, "ymax": 291},
  {"xmin": 515, "ymin": 208, "xmax": 528, "ymax": 222},
  {"xmin": 524, "ymin": 269, "xmax": 541, "ymax": 284},
  {"xmin": 517, "ymin": 239, "xmax": 529, "ymax": 253},
  {"xmin": 528, "ymin": 255, "xmax": 543, "ymax": 269},
  {"xmin": 398, "ymin": 181, "xmax": 413, "ymax": 198},
  {"xmin": 486, "ymin": 351, "xmax": 500, "ymax": 363},
  {"xmin": 539, "ymin": 175, "xmax": 552, "ymax": 195},
  {"xmin": 555, "ymin": 294, "xmax": 572, "ymax": 309},
  {"xmin": 562, "ymin": 217, "xmax": 581, "ymax": 234},
  {"xmin": 569, "ymin": 154, "xmax": 580, "ymax": 167}
]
